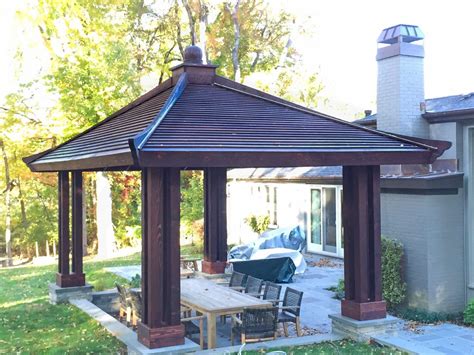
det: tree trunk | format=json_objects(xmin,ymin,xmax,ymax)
[
  {"xmin": 199, "ymin": 0, "xmax": 209, "ymax": 63},
  {"xmin": 226, "ymin": 0, "xmax": 241, "ymax": 81},
  {"xmin": 175, "ymin": 0, "xmax": 185, "ymax": 59},
  {"xmin": 182, "ymin": 0, "xmax": 197, "ymax": 45},
  {"xmin": 46, "ymin": 240, "xmax": 50, "ymax": 257},
  {"xmin": 17, "ymin": 178, "xmax": 27, "ymax": 229},
  {"xmin": 0, "ymin": 140, "xmax": 12, "ymax": 265},
  {"xmin": 35, "ymin": 242, "xmax": 39, "ymax": 258},
  {"xmin": 96, "ymin": 172, "xmax": 115, "ymax": 258}
]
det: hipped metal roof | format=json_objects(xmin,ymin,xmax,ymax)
[{"xmin": 25, "ymin": 47, "xmax": 449, "ymax": 172}]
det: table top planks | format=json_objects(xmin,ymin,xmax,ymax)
[{"xmin": 181, "ymin": 278, "xmax": 271, "ymax": 314}]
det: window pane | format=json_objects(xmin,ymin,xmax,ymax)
[
  {"xmin": 323, "ymin": 187, "xmax": 337, "ymax": 253},
  {"xmin": 311, "ymin": 189, "xmax": 321, "ymax": 245},
  {"xmin": 341, "ymin": 189, "xmax": 344, "ymax": 249},
  {"xmin": 273, "ymin": 187, "xmax": 278, "ymax": 225}
]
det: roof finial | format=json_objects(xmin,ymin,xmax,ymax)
[{"xmin": 184, "ymin": 45, "xmax": 203, "ymax": 64}]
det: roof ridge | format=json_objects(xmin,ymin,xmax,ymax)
[
  {"xmin": 24, "ymin": 78, "xmax": 174, "ymax": 168},
  {"xmin": 129, "ymin": 72, "xmax": 188, "ymax": 163},
  {"xmin": 213, "ymin": 78, "xmax": 438, "ymax": 152}
]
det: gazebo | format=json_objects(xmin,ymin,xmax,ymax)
[{"xmin": 24, "ymin": 46, "xmax": 448, "ymax": 349}]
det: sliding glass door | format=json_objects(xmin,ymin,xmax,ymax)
[{"xmin": 307, "ymin": 185, "xmax": 343, "ymax": 257}]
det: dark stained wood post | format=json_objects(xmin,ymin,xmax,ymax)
[
  {"xmin": 57, "ymin": 171, "xmax": 70, "ymax": 286},
  {"xmin": 71, "ymin": 171, "xmax": 85, "ymax": 285},
  {"xmin": 341, "ymin": 165, "xmax": 386, "ymax": 321},
  {"xmin": 202, "ymin": 168, "xmax": 228, "ymax": 274},
  {"xmin": 138, "ymin": 168, "xmax": 184, "ymax": 349},
  {"xmin": 56, "ymin": 171, "xmax": 86, "ymax": 287}
]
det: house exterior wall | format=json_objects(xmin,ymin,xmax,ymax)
[
  {"xmin": 226, "ymin": 182, "xmax": 309, "ymax": 246},
  {"xmin": 381, "ymin": 191, "xmax": 465, "ymax": 312}
]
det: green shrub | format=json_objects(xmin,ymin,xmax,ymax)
[
  {"xmin": 464, "ymin": 298, "xmax": 474, "ymax": 325},
  {"xmin": 394, "ymin": 307, "xmax": 462, "ymax": 324},
  {"xmin": 129, "ymin": 274, "xmax": 141, "ymax": 288},
  {"xmin": 381, "ymin": 237, "xmax": 407, "ymax": 309},
  {"xmin": 326, "ymin": 278, "xmax": 345, "ymax": 300},
  {"xmin": 245, "ymin": 214, "xmax": 270, "ymax": 235},
  {"xmin": 327, "ymin": 237, "xmax": 407, "ymax": 309}
]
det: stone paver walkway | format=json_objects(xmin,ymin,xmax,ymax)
[{"xmin": 375, "ymin": 323, "xmax": 474, "ymax": 355}]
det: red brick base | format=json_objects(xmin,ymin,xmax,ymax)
[
  {"xmin": 137, "ymin": 322, "xmax": 185, "ymax": 348},
  {"xmin": 56, "ymin": 273, "xmax": 85, "ymax": 288},
  {"xmin": 201, "ymin": 260, "xmax": 226, "ymax": 274},
  {"xmin": 341, "ymin": 299, "xmax": 387, "ymax": 321}
]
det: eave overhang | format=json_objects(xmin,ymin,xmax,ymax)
[{"xmin": 423, "ymin": 108, "xmax": 474, "ymax": 123}]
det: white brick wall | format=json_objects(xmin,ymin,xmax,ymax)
[
  {"xmin": 377, "ymin": 55, "xmax": 429, "ymax": 138},
  {"xmin": 381, "ymin": 192, "xmax": 465, "ymax": 312}
]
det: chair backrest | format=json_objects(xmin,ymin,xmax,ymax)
[
  {"xmin": 229, "ymin": 271, "xmax": 247, "ymax": 288},
  {"xmin": 262, "ymin": 282, "xmax": 282, "ymax": 302},
  {"xmin": 115, "ymin": 282, "xmax": 129, "ymax": 306},
  {"xmin": 130, "ymin": 292, "xmax": 142, "ymax": 319},
  {"xmin": 282, "ymin": 287, "xmax": 303, "ymax": 317},
  {"xmin": 242, "ymin": 307, "xmax": 278, "ymax": 335},
  {"xmin": 245, "ymin": 276, "xmax": 263, "ymax": 295}
]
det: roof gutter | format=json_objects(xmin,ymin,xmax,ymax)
[
  {"xmin": 423, "ymin": 108, "xmax": 474, "ymax": 123},
  {"xmin": 129, "ymin": 72, "xmax": 188, "ymax": 167}
]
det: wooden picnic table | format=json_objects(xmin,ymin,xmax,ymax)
[{"xmin": 180, "ymin": 278, "xmax": 271, "ymax": 349}]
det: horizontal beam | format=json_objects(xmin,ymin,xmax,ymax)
[
  {"xmin": 27, "ymin": 149, "xmax": 443, "ymax": 172},
  {"xmin": 138, "ymin": 150, "xmax": 436, "ymax": 168}
]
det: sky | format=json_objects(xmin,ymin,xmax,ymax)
[{"xmin": 1, "ymin": 0, "xmax": 474, "ymax": 120}]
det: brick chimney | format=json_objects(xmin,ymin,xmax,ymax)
[{"xmin": 376, "ymin": 24, "xmax": 429, "ymax": 138}]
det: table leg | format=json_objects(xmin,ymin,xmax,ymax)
[{"xmin": 207, "ymin": 313, "xmax": 217, "ymax": 349}]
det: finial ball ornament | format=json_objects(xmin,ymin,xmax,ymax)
[{"xmin": 184, "ymin": 46, "xmax": 203, "ymax": 64}]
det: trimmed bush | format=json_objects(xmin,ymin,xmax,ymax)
[
  {"xmin": 395, "ymin": 307, "xmax": 462, "ymax": 324},
  {"xmin": 464, "ymin": 299, "xmax": 474, "ymax": 325},
  {"xmin": 327, "ymin": 237, "xmax": 407, "ymax": 309},
  {"xmin": 382, "ymin": 237, "xmax": 407, "ymax": 309}
]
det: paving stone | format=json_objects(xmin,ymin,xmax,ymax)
[{"xmin": 432, "ymin": 346, "xmax": 467, "ymax": 355}]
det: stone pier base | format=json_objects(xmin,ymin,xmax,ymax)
[
  {"xmin": 329, "ymin": 313, "xmax": 400, "ymax": 342},
  {"xmin": 49, "ymin": 283, "xmax": 93, "ymax": 304}
]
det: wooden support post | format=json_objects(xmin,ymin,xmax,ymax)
[
  {"xmin": 137, "ymin": 168, "xmax": 184, "ymax": 349},
  {"xmin": 56, "ymin": 171, "xmax": 86, "ymax": 287},
  {"xmin": 202, "ymin": 168, "xmax": 227, "ymax": 274},
  {"xmin": 56, "ymin": 171, "xmax": 70, "ymax": 286},
  {"xmin": 341, "ymin": 165, "xmax": 386, "ymax": 321},
  {"xmin": 71, "ymin": 171, "xmax": 85, "ymax": 286}
]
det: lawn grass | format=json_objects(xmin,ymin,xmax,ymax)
[
  {"xmin": 0, "ymin": 244, "xmax": 201, "ymax": 353},
  {"xmin": 239, "ymin": 339, "xmax": 405, "ymax": 354}
]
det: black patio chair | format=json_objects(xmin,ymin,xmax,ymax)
[
  {"xmin": 277, "ymin": 287, "xmax": 303, "ymax": 337},
  {"xmin": 129, "ymin": 290, "xmax": 142, "ymax": 328},
  {"xmin": 244, "ymin": 275, "xmax": 264, "ymax": 297},
  {"xmin": 115, "ymin": 282, "xmax": 131, "ymax": 325},
  {"xmin": 228, "ymin": 271, "xmax": 248, "ymax": 291},
  {"xmin": 262, "ymin": 282, "xmax": 282, "ymax": 305},
  {"xmin": 231, "ymin": 307, "xmax": 278, "ymax": 345}
]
